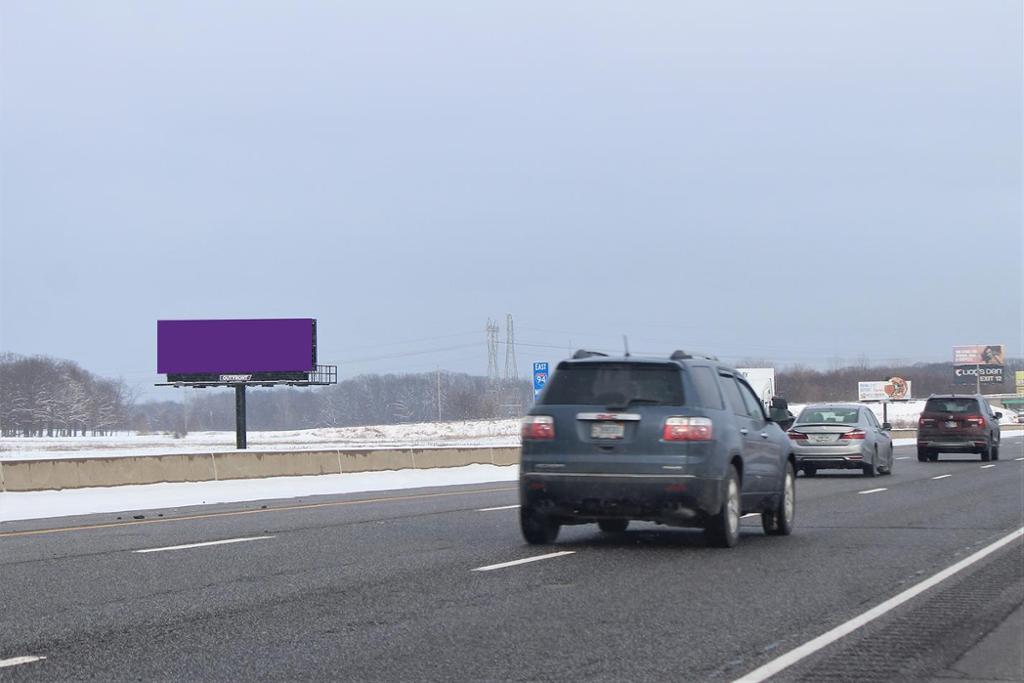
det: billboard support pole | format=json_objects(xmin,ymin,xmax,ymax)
[
  {"xmin": 235, "ymin": 385, "xmax": 247, "ymax": 450},
  {"xmin": 976, "ymin": 364, "xmax": 981, "ymax": 394}
]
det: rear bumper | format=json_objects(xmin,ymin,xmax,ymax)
[
  {"xmin": 917, "ymin": 437, "xmax": 986, "ymax": 452},
  {"xmin": 793, "ymin": 443, "xmax": 869, "ymax": 470},
  {"xmin": 519, "ymin": 472, "xmax": 722, "ymax": 526}
]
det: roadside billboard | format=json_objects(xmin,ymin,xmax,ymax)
[
  {"xmin": 858, "ymin": 377, "xmax": 911, "ymax": 402},
  {"xmin": 953, "ymin": 345, "xmax": 1005, "ymax": 366},
  {"xmin": 157, "ymin": 319, "xmax": 317, "ymax": 378},
  {"xmin": 738, "ymin": 368, "xmax": 775, "ymax": 407},
  {"xmin": 952, "ymin": 344, "xmax": 1005, "ymax": 385}
]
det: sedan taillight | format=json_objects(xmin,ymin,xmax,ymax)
[
  {"xmin": 521, "ymin": 416, "xmax": 555, "ymax": 440},
  {"xmin": 663, "ymin": 417, "xmax": 713, "ymax": 441},
  {"xmin": 839, "ymin": 430, "xmax": 866, "ymax": 440},
  {"xmin": 787, "ymin": 431, "xmax": 808, "ymax": 441}
]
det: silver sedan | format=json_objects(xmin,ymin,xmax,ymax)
[{"xmin": 787, "ymin": 403, "xmax": 894, "ymax": 477}]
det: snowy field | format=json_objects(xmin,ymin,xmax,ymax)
[
  {"xmin": 0, "ymin": 418, "xmax": 521, "ymax": 461},
  {"xmin": 0, "ymin": 401, "xmax": 1017, "ymax": 461}
]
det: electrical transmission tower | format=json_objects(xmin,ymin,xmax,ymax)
[
  {"xmin": 504, "ymin": 313, "xmax": 518, "ymax": 380},
  {"xmin": 501, "ymin": 314, "xmax": 523, "ymax": 416},
  {"xmin": 486, "ymin": 319, "xmax": 500, "ymax": 384}
]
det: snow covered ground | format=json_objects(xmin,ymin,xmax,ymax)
[
  {"xmin": 0, "ymin": 464, "xmax": 519, "ymax": 523},
  {"xmin": 1, "ymin": 402, "xmax": 1018, "ymax": 461},
  {"xmin": 0, "ymin": 419, "xmax": 521, "ymax": 461}
]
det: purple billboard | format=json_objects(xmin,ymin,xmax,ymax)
[{"xmin": 157, "ymin": 319, "xmax": 316, "ymax": 377}]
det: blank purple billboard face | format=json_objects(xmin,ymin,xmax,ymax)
[{"xmin": 157, "ymin": 319, "xmax": 315, "ymax": 374}]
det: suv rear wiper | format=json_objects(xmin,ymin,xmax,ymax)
[{"xmin": 606, "ymin": 397, "xmax": 662, "ymax": 410}]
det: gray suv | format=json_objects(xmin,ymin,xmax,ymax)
[{"xmin": 519, "ymin": 351, "xmax": 797, "ymax": 548}]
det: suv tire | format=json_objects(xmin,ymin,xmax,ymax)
[
  {"xmin": 705, "ymin": 466, "xmax": 741, "ymax": 548},
  {"xmin": 762, "ymin": 462, "xmax": 795, "ymax": 536},
  {"xmin": 598, "ymin": 519, "xmax": 629, "ymax": 533},
  {"xmin": 802, "ymin": 466, "xmax": 817, "ymax": 477},
  {"xmin": 928, "ymin": 450, "xmax": 939, "ymax": 462},
  {"xmin": 520, "ymin": 507, "xmax": 560, "ymax": 545},
  {"xmin": 917, "ymin": 447, "xmax": 929, "ymax": 463},
  {"xmin": 981, "ymin": 442, "xmax": 992, "ymax": 462},
  {"xmin": 992, "ymin": 444, "xmax": 999, "ymax": 460}
]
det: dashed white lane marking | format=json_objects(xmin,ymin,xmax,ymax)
[
  {"xmin": 0, "ymin": 656, "xmax": 46, "ymax": 668},
  {"xmin": 981, "ymin": 464, "xmax": 996, "ymax": 469},
  {"xmin": 931, "ymin": 474, "xmax": 952, "ymax": 480},
  {"xmin": 895, "ymin": 456, "xmax": 910, "ymax": 460},
  {"xmin": 733, "ymin": 526, "xmax": 1024, "ymax": 683},
  {"xmin": 476, "ymin": 504, "xmax": 520, "ymax": 512},
  {"xmin": 134, "ymin": 536, "xmax": 274, "ymax": 554},
  {"xmin": 742, "ymin": 513, "xmax": 761, "ymax": 518},
  {"xmin": 472, "ymin": 551, "xmax": 575, "ymax": 572},
  {"xmin": 858, "ymin": 488, "xmax": 887, "ymax": 495},
  {"xmin": 1016, "ymin": 457, "xmax": 1024, "ymax": 461}
]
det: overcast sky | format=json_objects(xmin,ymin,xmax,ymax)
[{"xmin": 1, "ymin": 1, "xmax": 1021, "ymax": 398}]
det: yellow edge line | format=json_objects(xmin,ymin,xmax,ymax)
[{"xmin": 0, "ymin": 486, "xmax": 516, "ymax": 539}]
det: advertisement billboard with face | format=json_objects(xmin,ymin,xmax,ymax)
[
  {"xmin": 952, "ymin": 344, "xmax": 1005, "ymax": 385},
  {"xmin": 858, "ymin": 377, "xmax": 911, "ymax": 401},
  {"xmin": 157, "ymin": 319, "xmax": 316, "ymax": 376},
  {"xmin": 953, "ymin": 344, "xmax": 1005, "ymax": 366}
]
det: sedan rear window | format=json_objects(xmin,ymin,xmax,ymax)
[
  {"xmin": 797, "ymin": 408, "xmax": 860, "ymax": 424},
  {"xmin": 541, "ymin": 363, "xmax": 684, "ymax": 407},
  {"xmin": 924, "ymin": 398, "xmax": 980, "ymax": 413}
]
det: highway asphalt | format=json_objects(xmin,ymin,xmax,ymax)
[{"xmin": 1, "ymin": 439, "xmax": 1022, "ymax": 681}]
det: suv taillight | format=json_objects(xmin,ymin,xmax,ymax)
[
  {"xmin": 919, "ymin": 417, "xmax": 935, "ymax": 427},
  {"xmin": 663, "ymin": 417, "xmax": 713, "ymax": 441},
  {"xmin": 839, "ymin": 430, "xmax": 866, "ymax": 440},
  {"xmin": 521, "ymin": 416, "xmax": 555, "ymax": 440},
  {"xmin": 965, "ymin": 415, "xmax": 985, "ymax": 427},
  {"xmin": 787, "ymin": 431, "xmax": 808, "ymax": 441}
]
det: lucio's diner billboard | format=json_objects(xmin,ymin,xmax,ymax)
[{"xmin": 952, "ymin": 344, "xmax": 1005, "ymax": 384}]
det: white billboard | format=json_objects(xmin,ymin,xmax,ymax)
[
  {"xmin": 738, "ymin": 368, "xmax": 776, "ymax": 407},
  {"xmin": 858, "ymin": 377, "xmax": 911, "ymax": 402}
]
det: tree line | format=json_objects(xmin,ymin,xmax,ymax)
[
  {"xmin": 2, "ymin": 353, "xmax": 1021, "ymax": 437},
  {"xmin": 0, "ymin": 353, "xmax": 134, "ymax": 437}
]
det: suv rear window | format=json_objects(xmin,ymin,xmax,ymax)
[
  {"xmin": 924, "ymin": 398, "xmax": 980, "ymax": 414},
  {"xmin": 541, "ymin": 363, "xmax": 684, "ymax": 407}
]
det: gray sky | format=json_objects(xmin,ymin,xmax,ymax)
[{"xmin": 2, "ymin": 1, "xmax": 1021, "ymax": 398}]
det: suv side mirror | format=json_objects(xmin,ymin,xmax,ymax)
[
  {"xmin": 768, "ymin": 398, "xmax": 794, "ymax": 430},
  {"xmin": 994, "ymin": 412, "xmax": 1003, "ymax": 420},
  {"xmin": 882, "ymin": 422, "xmax": 892, "ymax": 431}
]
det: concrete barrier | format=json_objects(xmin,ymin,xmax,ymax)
[
  {"xmin": 0, "ymin": 446, "xmax": 522, "ymax": 492},
  {"xmin": 2, "ymin": 427, "xmax": 1019, "ymax": 492}
]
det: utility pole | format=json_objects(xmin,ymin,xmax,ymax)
[{"xmin": 436, "ymin": 367, "xmax": 442, "ymax": 421}]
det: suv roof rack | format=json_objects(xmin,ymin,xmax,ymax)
[
  {"xmin": 572, "ymin": 349, "xmax": 609, "ymax": 359},
  {"xmin": 670, "ymin": 350, "xmax": 719, "ymax": 361}
]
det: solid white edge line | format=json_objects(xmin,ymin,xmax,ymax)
[
  {"xmin": 134, "ymin": 536, "xmax": 274, "ymax": 554},
  {"xmin": 980, "ymin": 464, "xmax": 996, "ymax": 469},
  {"xmin": 858, "ymin": 488, "xmax": 887, "ymax": 494},
  {"xmin": 0, "ymin": 656, "xmax": 46, "ymax": 668},
  {"xmin": 732, "ymin": 526, "xmax": 1024, "ymax": 683},
  {"xmin": 931, "ymin": 474, "xmax": 952, "ymax": 480},
  {"xmin": 476, "ymin": 504, "xmax": 521, "ymax": 512},
  {"xmin": 472, "ymin": 551, "xmax": 575, "ymax": 572}
]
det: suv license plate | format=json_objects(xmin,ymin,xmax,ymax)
[
  {"xmin": 944, "ymin": 421, "xmax": 958, "ymax": 428},
  {"xmin": 591, "ymin": 422, "xmax": 625, "ymax": 439}
]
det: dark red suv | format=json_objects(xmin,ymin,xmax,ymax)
[{"xmin": 917, "ymin": 395, "xmax": 1002, "ymax": 462}]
